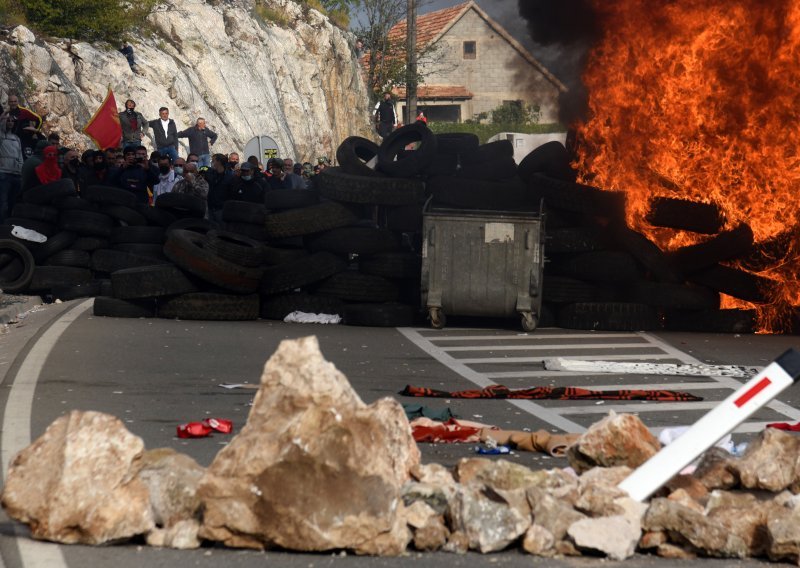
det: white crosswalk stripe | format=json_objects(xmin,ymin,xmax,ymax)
[{"xmin": 399, "ymin": 327, "xmax": 800, "ymax": 433}]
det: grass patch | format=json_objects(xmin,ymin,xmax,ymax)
[{"xmin": 253, "ymin": 3, "xmax": 290, "ymax": 27}]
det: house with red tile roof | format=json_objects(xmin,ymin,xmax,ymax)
[{"xmin": 384, "ymin": 1, "xmax": 566, "ymax": 124}]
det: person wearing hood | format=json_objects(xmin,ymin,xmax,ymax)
[
  {"xmin": 33, "ymin": 145, "xmax": 62, "ymax": 188},
  {"xmin": 0, "ymin": 112, "xmax": 23, "ymax": 223},
  {"xmin": 119, "ymin": 99, "xmax": 148, "ymax": 150}
]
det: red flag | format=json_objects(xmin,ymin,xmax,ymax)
[{"xmin": 83, "ymin": 88, "xmax": 122, "ymax": 150}]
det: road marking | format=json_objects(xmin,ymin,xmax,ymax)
[
  {"xmin": 397, "ymin": 327, "xmax": 586, "ymax": 432},
  {"xmin": 1, "ymin": 299, "xmax": 92, "ymax": 568},
  {"xmin": 399, "ymin": 327, "xmax": 800, "ymax": 432}
]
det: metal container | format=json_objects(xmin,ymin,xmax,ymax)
[{"xmin": 421, "ymin": 198, "xmax": 545, "ymax": 331}]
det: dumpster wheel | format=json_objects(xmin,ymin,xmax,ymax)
[
  {"xmin": 429, "ymin": 307, "xmax": 446, "ymax": 329},
  {"xmin": 520, "ymin": 311, "xmax": 538, "ymax": 332}
]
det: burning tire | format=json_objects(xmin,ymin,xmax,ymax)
[
  {"xmin": 557, "ymin": 302, "xmax": 660, "ymax": 331},
  {"xmin": 645, "ymin": 197, "xmax": 724, "ymax": 234},
  {"xmin": 610, "ymin": 225, "xmax": 680, "ymax": 283},
  {"xmin": 688, "ymin": 264, "xmax": 775, "ymax": 304},
  {"xmin": 668, "ymin": 223, "xmax": 754, "ymax": 275},
  {"xmin": 531, "ymin": 173, "xmax": 626, "ymax": 218}
]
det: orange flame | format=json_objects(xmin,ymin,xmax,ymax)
[{"xmin": 574, "ymin": 0, "xmax": 800, "ymax": 332}]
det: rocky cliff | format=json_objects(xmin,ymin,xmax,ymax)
[{"xmin": 0, "ymin": 0, "xmax": 371, "ymax": 162}]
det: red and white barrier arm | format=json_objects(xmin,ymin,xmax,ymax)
[{"xmin": 618, "ymin": 348, "xmax": 800, "ymax": 502}]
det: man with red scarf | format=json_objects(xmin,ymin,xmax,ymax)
[{"xmin": 33, "ymin": 145, "xmax": 62, "ymax": 187}]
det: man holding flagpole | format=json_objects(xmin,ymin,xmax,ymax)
[{"xmin": 83, "ymin": 88, "xmax": 123, "ymax": 153}]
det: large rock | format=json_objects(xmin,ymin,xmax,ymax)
[
  {"xmin": 732, "ymin": 428, "xmax": 800, "ymax": 492},
  {"xmin": 693, "ymin": 446, "xmax": 739, "ymax": 490},
  {"xmin": 198, "ymin": 336, "xmax": 419, "ymax": 555},
  {"xmin": 567, "ymin": 412, "xmax": 660, "ymax": 473},
  {"xmin": 1, "ymin": 411, "xmax": 154, "ymax": 544},
  {"xmin": 448, "ymin": 485, "xmax": 530, "ymax": 553},
  {"xmin": 567, "ymin": 514, "xmax": 640, "ymax": 560},
  {"xmin": 136, "ymin": 448, "xmax": 205, "ymax": 549},
  {"xmin": 0, "ymin": 0, "xmax": 371, "ymax": 160}
]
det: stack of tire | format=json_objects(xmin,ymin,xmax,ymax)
[{"xmin": 519, "ymin": 141, "xmax": 765, "ymax": 333}]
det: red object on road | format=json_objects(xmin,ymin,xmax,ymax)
[
  {"xmin": 177, "ymin": 422, "xmax": 213, "ymax": 438},
  {"xmin": 203, "ymin": 418, "xmax": 233, "ymax": 434}
]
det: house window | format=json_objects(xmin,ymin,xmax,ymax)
[{"xmin": 463, "ymin": 41, "xmax": 476, "ymax": 59}]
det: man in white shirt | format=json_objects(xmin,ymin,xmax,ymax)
[
  {"xmin": 148, "ymin": 107, "xmax": 179, "ymax": 163},
  {"xmin": 152, "ymin": 155, "xmax": 181, "ymax": 201}
]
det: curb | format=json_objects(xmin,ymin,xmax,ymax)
[{"xmin": 0, "ymin": 294, "xmax": 44, "ymax": 325}]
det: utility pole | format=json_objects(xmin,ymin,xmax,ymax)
[{"xmin": 406, "ymin": 0, "xmax": 417, "ymax": 126}]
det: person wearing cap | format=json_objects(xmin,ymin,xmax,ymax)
[
  {"xmin": 224, "ymin": 161, "xmax": 265, "ymax": 203},
  {"xmin": 119, "ymin": 99, "xmax": 148, "ymax": 151},
  {"xmin": 317, "ymin": 156, "xmax": 330, "ymax": 172}
]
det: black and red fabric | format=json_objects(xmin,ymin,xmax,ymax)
[{"xmin": 400, "ymin": 384, "xmax": 702, "ymax": 402}]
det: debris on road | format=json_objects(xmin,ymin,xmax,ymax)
[{"xmin": 4, "ymin": 336, "xmax": 800, "ymax": 563}]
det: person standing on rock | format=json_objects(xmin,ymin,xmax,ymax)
[
  {"xmin": 0, "ymin": 113, "xmax": 24, "ymax": 224},
  {"xmin": 118, "ymin": 99, "xmax": 148, "ymax": 151},
  {"xmin": 5, "ymin": 94, "xmax": 43, "ymax": 159},
  {"xmin": 374, "ymin": 92, "xmax": 397, "ymax": 139},
  {"xmin": 148, "ymin": 107, "xmax": 179, "ymax": 163},
  {"xmin": 177, "ymin": 118, "xmax": 217, "ymax": 169}
]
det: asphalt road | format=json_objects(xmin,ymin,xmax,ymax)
[{"xmin": 0, "ymin": 298, "xmax": 797, "ymax": 568}]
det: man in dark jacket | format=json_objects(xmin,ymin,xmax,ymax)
[
  {"xmin": 111, "ymin": 147, "xmax": 157, "ymax": 204},
  {"xmin": 148, "ymin": 107, "xmax": 179, "ymax": 163},
  {"xmin": 178, "ymin": 118, "xmax": 217, "ymax": 169},
  {"xmin": 118, "ymin": 99, "xmax": 148, "ymax": 150},
  {"xmin": 374, "ymin": 92, "xmax": 397, "ymax": 139},
  {"xmin": 224, "ymin": 161, "xmax": 264, "ymax": 203}
]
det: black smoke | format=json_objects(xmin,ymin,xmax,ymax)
[{"xmin": 518, "ymin": 0, "xmax": 600, "ymax": 124}]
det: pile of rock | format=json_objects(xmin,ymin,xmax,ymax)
[{"xmin": 3, "ymin": 336, "xmax": 800, "ymax": 563}]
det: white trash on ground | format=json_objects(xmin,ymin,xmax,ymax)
[{"xmin": 283, "ymin": 311, "xmax": 342, "ymax": 325}]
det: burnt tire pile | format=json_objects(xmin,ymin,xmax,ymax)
[{"xmin": 523, "ymin": 142, "xmax": 767, "ymax": 333}]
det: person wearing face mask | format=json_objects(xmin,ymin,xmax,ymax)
[
  {"xmin": 0, "ymin": 112, "xmax": 23, "ymax": 224},
  {"xmin": 206, "ymin": 153, "xmax": 232, "ymax": 223},
  {"xmin": 227, "ymin": 152, "xmax": 239, "ymax": 172},
  {"xmin": 172, "ymin": 162, "xmax": 209, "ymax": 200},
  {"xmin": 111, "ymin": 147, "xmax": 157, "ymax": 204},
  {"xmin": 60, "ymin": 148, "xmax": 83, "ymax": 193},
  {"xmin": 224, "ymin": 161, "xmax": 265, "ymax": 204},
  {"xmin": 152, "ymin": 155, "xmax": 181, "ymax": 201}
]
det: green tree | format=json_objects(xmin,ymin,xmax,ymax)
[
  {"xmin": 490, "ymin": 101, "xmax": 542, "ymax": 125},
  {"xmin": 8, "ymin": 0, "xmax": 156, "ymax": 43}
]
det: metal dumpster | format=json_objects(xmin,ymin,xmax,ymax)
[{"xmin": 420, "ymin": 198, "xmax": 545, "ymax": 331}]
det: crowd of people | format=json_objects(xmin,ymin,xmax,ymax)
[{"xmin": 0, "ymin": 95, "xmax": 334, "ymax": 226}]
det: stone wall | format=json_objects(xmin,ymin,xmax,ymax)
[
  {"xmin": 420, "ymin": 9, "xmax": 563, "ymax": 123},
  {"xmin": 0, "ymin": 0, "xmax": 372, "ymax": 162}
]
